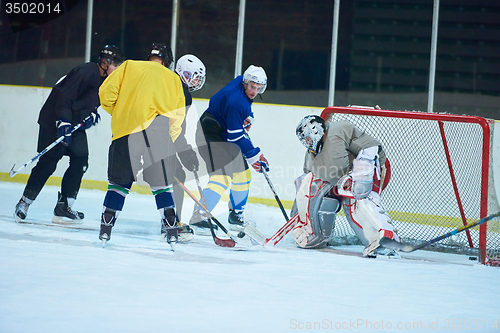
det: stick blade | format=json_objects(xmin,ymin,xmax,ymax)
[
  {"xmin": 214, "ymin": 237, "xmax": 236, "ymax": 248},
  {"xmin": 380, "ymin": 237, "xmax": 414, "ymax": 253},
  {"xmin": 9, "ymin": 165, "xmax": 16, "ymax": 177},
  {"xmin": 243, "ymin": 223, "xmax": 267, "ymax": 245}
]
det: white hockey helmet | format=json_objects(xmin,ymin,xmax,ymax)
[
  {"xmin": 175, "ymin": 54, "xmax": 206, "ymax": 92},
  {"xmin": 296, "ymin": 115, "xmax": 326, "ymax": 155},
  {"xmin": 243, "ymin": 65, "xmax": 267, "ymax": 94}
]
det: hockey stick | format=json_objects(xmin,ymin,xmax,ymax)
[
  {"xmin": 244, "ymin": 129, "xmax": 289, "ymax": 222},
  {"xmin": 262, "ymin": 168, "xmax": 289, "ymax": 222},
  {"xmin": 192, "ymin": 169, "xmax": 240, "ymax": 243},
  {"xmin": 243, "ymin": 212, "xmax": 300, "ymax": 246},
  {"xmin": 174, "ymin": 176, "xmax": 236, "ymax": 248},
  {"xmin": 238, "ymin": 168, "xmax": 289, "ymax": 240},
  {"xmin": 380, "ymin": 211, "xmax": 500, "ymax": 253},
  {"xmin": 9, "ymin": 115, "xmax": 92, "ymax": 177}
]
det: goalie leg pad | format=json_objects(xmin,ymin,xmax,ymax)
[
  {"xmin": 318, "ymin": 197, "xmax": 339, "ymax": 239},
  {"xmin": 290, "ymin": 173, "xmax": 307, "ymax": 218},
  {"xmin": 292, "ymin": 173, "xmax": 339, "ymax": 249},
  {"xmin": 343, "ymin": 191, "xmax": 399, "ymax": 249}
]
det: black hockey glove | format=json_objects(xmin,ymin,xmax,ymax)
[
  {"xmin": 178, "ymin": 148, "xmax": 199, "ymax": 172},
  {"xmin": 56, "ymin": 118, "xmax": 72, "ymax": 146},
  {"xmin": 83, "ymin": 111, "xmax": 101, "ymax": 130}
]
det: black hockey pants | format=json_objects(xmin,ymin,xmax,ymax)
[
  {"xmin": 23, "ymin": 125, "xmax": 89, "ymax": 201},
  {"xmin": 195, "ymin": 111, "xmax": 248, "ymax": 177}
]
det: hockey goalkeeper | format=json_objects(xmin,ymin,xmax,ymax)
[{"xmin": 292, "ymin": 115, "xmax": 400, "ymax": 258}]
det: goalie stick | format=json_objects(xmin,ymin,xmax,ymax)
[
  {"xmin": 243, "ymin": 212, "xmax": 300, "ymax": 246},
  {"xmin": 380, "ymin": 211, "xmax": 500, "ymax": 253},
  {"xmin": 9, "ymin": 114, "xmax": 93, "ymax": 177},
  {"xmin": 237, "ymin": 168, "xmax": 289, "ymax": 239},
  {"xmin": 174, "ymin": 176, "xmax": 236, "ymax": 248}
]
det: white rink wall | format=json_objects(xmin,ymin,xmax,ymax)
[
  {"xmin": 0, "ymin": 84, "xmax": 319, "ymax": 204},
  {"xmin": 1, "ymin": 84, "xmax": 499, "ymax": 205}
]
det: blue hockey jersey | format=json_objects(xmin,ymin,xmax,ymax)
[{"xmin": 206, "ymin": 75, "xmax": 260, "ymax": 159}]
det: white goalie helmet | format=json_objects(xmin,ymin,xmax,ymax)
[
  {"xmin": 243, "ymin": 65, "xmax": 267, "ymax": 94},
  {"xmin": 296, "ymin": 115, "xmax": 326, "ymax": 155},
  {"xmin": 175, "ymin": 54, "xmax": 206, "ymax": 92}
]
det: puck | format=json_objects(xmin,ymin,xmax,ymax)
[
  {"xmin": 469, "ymin": 256, "xmax": 477, "ymax": 261},
  {"xmin": 237, "ymin": 231, "xmax": 246, "ymax": 238}
]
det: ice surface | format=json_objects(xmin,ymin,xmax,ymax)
[{"xmin": 1, "ymin": 181, "xmax": 500, "ymax": 333}]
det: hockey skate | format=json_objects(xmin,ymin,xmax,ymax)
[
  {"xmin": 52, "ymin": 192, "xmax": 84, "ymax": 224},
  {"xmin": 375, "ymin": 247, "xmax": 401, "ymax": 259},
  {"xmin": 228, "ymin": 209, "xmax": 255, "ymax": 232},
  {"xmin": 363, "ymin": 237, "xmax": 402, "ymax": 259},
  {"xmin": 161, "ymin": 208, "xmax": 179, "ymax": 251},
  {"xmin": 99, "ymin": 207, "xmax": 117, "ymax": 247},
  {"xmin": 162, "ymin": 220, "xmax": 194, "ymax": 243},
  {"xmin": 178, "ymin": 222, "xmax": 194, "ymax": 242},
  {"xmin": 14, "ymin": 196, "xmax": 33, "ymax": 222},
  {"xmin": 189, "ymin": 207, "xmax": 217, "ymax": 236},
  {"xmin": 163, "ymin": 222, "xmax": 179, "ymax": 250},
  {"xmin": 362, "ymin": 238, "xmax": 381, "ymax": 258},
  {"xmin": 228, "ymin": 209, "xmax": 245, "ymax": 231}
]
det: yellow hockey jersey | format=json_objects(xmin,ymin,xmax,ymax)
[{"xmin": 99, "ymin": 60, "xmax": 186, "ymax": 141}]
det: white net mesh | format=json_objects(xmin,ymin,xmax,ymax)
[{"xmin": 323, "ymin": 107, "xmax": 500, "ymax": 265}]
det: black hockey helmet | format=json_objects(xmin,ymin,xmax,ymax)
[
  {"xmin": 147, "ymin": 43, "xmax": 173, "ymax": 68},
  {"xmin": 98, "ymin": 45, "xmax": 125, "ymax": 65}
]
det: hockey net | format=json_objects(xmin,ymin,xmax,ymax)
[{"xmin": 322, "ymin": 106, "xmax": 500, "ymax": 266}]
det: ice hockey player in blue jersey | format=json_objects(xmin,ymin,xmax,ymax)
[{"xmin": 190, "ymin": 65, "xmax": 269, "ymax": 234}]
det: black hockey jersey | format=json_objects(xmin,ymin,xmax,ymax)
[{"xmin": 38, "ymin": 62, "xmax": 104, "ymax": 128}]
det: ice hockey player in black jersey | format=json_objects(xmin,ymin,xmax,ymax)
[{"xmin": 14, "ymin": 45, "xmax": 124, "ymax": 224}]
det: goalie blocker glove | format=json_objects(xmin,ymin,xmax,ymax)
[
  {"xmin": 351, "ymin": 159, "xmax": 374, "ymax": 199},
  {"xmin": 351, "ymin": 146, "xmax": 379, "ymax": 200}
]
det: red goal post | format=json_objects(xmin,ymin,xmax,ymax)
[{"xmin": 321, "ymin": 106, "xmax": 500, "ymax": 266}]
